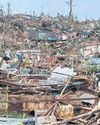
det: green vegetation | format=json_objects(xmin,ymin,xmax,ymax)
[{"xmin": 85, "ymin": 65, "xmax": 100, "ymax": 74}]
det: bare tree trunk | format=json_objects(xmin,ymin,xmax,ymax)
[
  {"xmin": 66, "ymin": 0, "xmax": 74, "ymax": 20},
  {"xmin": 7, "ymin": 3, "xmax": 11, "ymax": 16},
  {"xmin": 69, "ymin": 0, "xmax": 73, "ymax": 17}
]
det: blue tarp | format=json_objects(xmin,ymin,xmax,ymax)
[
  {"xmin": 91, "ymin": 57, "xmax": 100, "ymax": 65},
  {"xmin": 39, "ymin": 33, "xmax": 47, "ymax": 40},
  {"xmin": 81, "ymin": 32, "xmax": 92, "ymax": 36}
]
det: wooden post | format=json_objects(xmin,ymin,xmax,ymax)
[
  {"xmin": 5, "ymin": 86, "xmax": 8, "ymax": 112},
  {"xmin": 60, "ymin": 77, "xmax": 71, "ymax": 97},
  {"xmin": 23, "ymin": 102, "xmax": 26, "ymax": 118},
  {"xmin": 35, "ymin": 103, "xmax": 38, "ymax": 125},
  {"xmin": 23, "ymin": 112, "xmax": 26, "ymax": 119},
  {"xmin": 71, "ymin": 57, "xmax": 74, "ymax": 68}
]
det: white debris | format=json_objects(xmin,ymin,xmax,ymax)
[
  {"xmin": 98, "ymin": 81, "xmax": 100, "ymax": 91},
  {"xmin": 47, "ymin": 66, "xmax": 76, "ymax": 84}
]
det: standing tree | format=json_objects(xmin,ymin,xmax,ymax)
[
  {"xmin": 0, "ymin": 5, "xmax": 4, "ymax": 17},
  {"xmin": 7, "ymin": 3, "xmax": 11, "ymax": 16},
  {"xmin": 65, "ymin": 0, "xmax": 74, "ymax": 20}
]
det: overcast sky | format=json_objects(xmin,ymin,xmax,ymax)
[{"xmin": 0, "ymin": 0, "xmax": 100, "ymax": 20}]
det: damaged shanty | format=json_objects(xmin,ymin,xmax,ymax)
[{"xmin": 0, "ymin": 66, "xmax": 99, "ymax": 125}]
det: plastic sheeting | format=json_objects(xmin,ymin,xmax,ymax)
[
  {"xmin": 47, "ymin": 66, "xmax": 76, "ymax": 84},
  {"xmin": 91, "ymin": 57, "xmax": 100, "ymax": 65}
]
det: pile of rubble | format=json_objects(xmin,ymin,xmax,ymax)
[{"xmin": 0, "ymin": 11, "xmax": 100, "ymax": 125}]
